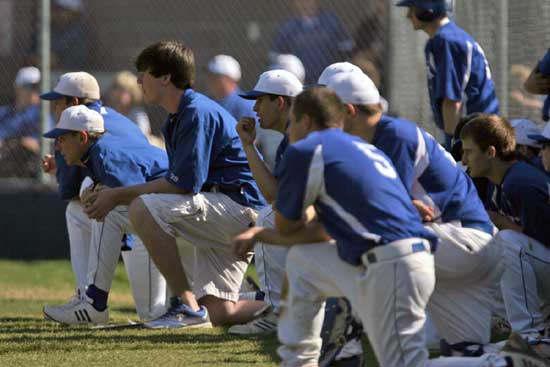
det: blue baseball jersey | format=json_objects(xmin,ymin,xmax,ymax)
[
  {"xmin": 275, "ymin": 129, "xmax": 438, "ymax": 266},
  {"xmin": 272, "ymin": 11, "xmax": 353, "ymax": 84},
  {"xmin": 273, "ymin": 132, "xmax": 289, "ymax": 179},
  {"xmin": 55, "ymin": 101, "xmax": 149, "ymax": 200},
  {"xmin": 0, "ymin": 104, "xmax": 41, "ymax": 140},
  {"xmin": 82, "ymin": 133, "xmax": 167, "ymax": 188},
  {"xmin": 425, "ymin": 21, "xmax": 499, "ymax": 130},
  {"xmin": 373, "ymin": 115, "xmax": 493, "ymax": 233},
  {"xmin": 487, "ymin": 161, "xmax": 550, "ymax": 246},
  {"xmin": 162, "ymin": 89, "xmax": 265, "ymax": 210},
  {"xmin": 216, "ymin": 89, "xmax": 256, "ymax": 121}
]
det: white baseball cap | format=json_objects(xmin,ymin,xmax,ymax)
[
  {"xmin": 239, "ymin": 69, "xmax": 303, "ymax": 100},
  {"xmin": 326, "ymin": 72, "xmax": 380, "ymax": 106},
  {"xmin": 269, "ymin": 54, "xmax": 306, "ymax": 84},
  {"xmin": 510, "ymin": 119, "xmax": 542, "ymax": 148},
  {"xmin": 208, "ymin": 55, "xmax": 242, "ymax": 81},
  {"xmin": 528, "ymin": 121, "xmax": 550, "ymax": 145},
  {"xmin": 15, "ymin": 66, "xmax": 41, "ymax": 87},
  {"xmin": 40, "ymin": 72, "xmax": 100, "ymax": 100},
  {"xmin": 44, "ymin": 105, "xmax": 104, "ymax": 139},
  {"xmin": 317, "ymin": 62, "xmax": 363, "ymax": 86}
]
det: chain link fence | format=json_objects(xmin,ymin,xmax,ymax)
[{"xmin": 0, "ymin": 0, "xmax": 547, "ymax": 182}]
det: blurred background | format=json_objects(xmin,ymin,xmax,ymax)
[{"xmin": 1, "ymin": 0, "xmax": 549, "ymax": 258}]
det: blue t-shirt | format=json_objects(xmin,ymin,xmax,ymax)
[
  {"xmin": 272, "ymin": 11, "xmax": 353, "ymax": 84},
  {"xmin": 425, "ymin": 21, "xmax": 499, "ymax": 130},
  {"xmin": 82, "ymin": 133, "xmax": 167, "ymax": 188},
  {"xmin": 273, "ymin": 133, "xmax": 289, "ymax": 179},
  {"xmin": 487, "ymin": 161, "xmax": 550, "ymax": 246},
  {"xmin": 55, "ymin": 101, "xmax": 149, "ymax": 200},
  {"xmin": 216, "ymin": 89, "xmax": 256, "ymax": 121},
  {"xmin": 0, "ymin": 104, "xmax": 41, "ymax": 140},
  {"xmin": 275, "ymin": 129, "xmax": 438, "ymax": 266},
  {"xmin": 373, "ymin": 115, "xmax": 493, "ymax": 233},
  {"xmin": 162, "ymin": 89, "xmax": 265, "ymax": 210}
]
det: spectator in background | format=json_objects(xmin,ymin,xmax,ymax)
[
  {"xmin": 528, "ymin": 121, "xmax": 550, "ymax": 173},
  {"xmin": 106, "ymin": 71, "xmax": 152, "ymax": 136},
  {"xmin": 29, "ymin": 0, "xmax": 94, "ymax": 69},
  {"xmin": 524, "ymin": 49, "xmax": 550, "ymax": 122},
  {"xmin": 206, "ymin": 55, "xmax": 255, "ymax": 121},
  {"xmin": 271, "ymin": 0, "xmax": 354, "ymax": 84},
  {"xmin": 0, "ymin": 66, "xmax": 42, "ymax": 177},
  {"xmin": 269, "ymin": 54, "xmax": 305, "ymax": 84}
]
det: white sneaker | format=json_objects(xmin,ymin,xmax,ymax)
[
  {"xmin": 499, "ymin": 332, "xmax": 549, "ymax": 367},
  {"xmin": 144, "ymin": 298, "xmax": 212, "ymax": 329},
  {"xmin": 43, "ymin": 293, "xmax": 109, "ymax": 325},
  {"xmin": 228, "ymin": 307, "xmax": 277, "ymax": 335}
]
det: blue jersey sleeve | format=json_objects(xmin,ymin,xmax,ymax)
[
  {"xmin": 375, "ymin": 135, "xmax": 416, "ymax": 193},
  {"xmin": 274, "ymin": 145, "xmax": 317, "ymax": 221},
  {"xmin": 432, "ymin": 38, "xmax": 466, "ymax": 102},
  {"xmin": 165, "ymin": 111, "xmax": 215, "ymax": 193}
]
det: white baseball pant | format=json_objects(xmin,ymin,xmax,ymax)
[
  {"xmin": 426, "ymin": 222, "xmax": 503, "ymax": 345},
  {"xmin": 139, "ymin": 192, "xmax": 258, "ymax": 302},
  {"xmin": 278, "ymin": 240, "xmax": 508, "ymax": 367},
  {"xmin": 254, "ymin": 205, "xmax": 288, "ymax": 310},
  {"xmin": 498, "ymin": 229, "xmax": 550, "ymax": 335},
  {"xmin": 86, "ymin": 205, "xmax": 169, "ymax": 320}
]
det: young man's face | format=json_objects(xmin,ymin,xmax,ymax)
[
  {"xmin": 253, "ymin": 95, "xmax": 283, "ymax": 131},
  {"xmin": 542, "ymin": 144, "xmax": 550, "ymax": 173},
  {"xmin": 406, "ymin": 6, "xmax": 423, "ymax": 30},
  {"xmin": 52, "ymin": 98, "xmax": 72, "ymax": 121},
  {"xmin": 137, "ymin": 70, "xmax": 164, "ymax": 105},
  {"xmin": 461, "ymin": 137, "xmax": 491, "ymax": 178},
  {"xmin": 58, "ymin": 132, "xmax": 85, "ymax": 166}
]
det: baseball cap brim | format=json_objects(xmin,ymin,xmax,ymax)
[
  {"xmin": 40, "ymin": 91, "xmax": 65, "ymax": 100},
  {"xmin": 43, "ymin": 128, "xmax": 75, "ymax": 139},
  {"xmin": 527, "ymin": 133, "xmax": 550, "ymax": 143},
  {"xmin": 396, "ymin": 0, "xmax": 415, "ymax": 6},
  {"xmin": 238, "ymin": 90, "xmax": 266, "ymax": 100}
]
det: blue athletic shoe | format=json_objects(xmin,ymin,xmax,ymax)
[{"xmin": 144, "ymin": 297, "xmax": 212, "ymax": 329}]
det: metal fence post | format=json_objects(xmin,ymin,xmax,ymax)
[{"xmin": 39, "ymin": 0, "xmax": 51, "ymax": 184}]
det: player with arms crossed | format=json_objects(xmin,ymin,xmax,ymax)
[
  {"xmin": 397, "ymin": 0, "xmax": 499, "ymax": 149},
  {"xmin": 461, "ymin": 115, "xmax": 550, "ymax": 359},
  {"xmin": 326, "ymin": 70, "xmax": 502, "ymax": 355},
  {"xmin": 84, "ymin": 41, "xmax": 267, "ymax": 329},
  {"xmin": 41, "ymin": 72, "xmax": 167, "ymax": 323},
  {"xmin": 234, "ymin": 87, "xmax": 546, "ymax": 367}
]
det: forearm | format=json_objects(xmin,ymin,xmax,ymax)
[
  {"xmin": 243, "ymin": 144, "xmax": 278, "ymax": 202},
  {"xmin": 441, "ymin": 99, "xmax": 462, "ymax": 136},
  {"xmin": 111, "ymin": 178, "xmax": 188, "ymax": 206},
  {"xmin": 254, "ymin": 221, "xmax": 332, "ymax": 246}
]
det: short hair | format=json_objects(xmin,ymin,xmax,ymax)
[
  {"xmin": 135, "ymin": 41, "xmax": 195, "ymax": 90},
  {"xmin": 292, "ymin": 86, "xmax": 345, "ymax": 129},
  {"xmin": 62, "ymin": 96, "xmax": 98, "ymax": 106},
  {"xmin": 460, "ymin": 114, "xmax": 516, "ymax": 161},
  {"xmin": 355, "ymin": 103, "xmax": 383, "ymax": 117},
  {"xmin": 267, "ymin": 94, "xmax": 292, "ymax": 108}
]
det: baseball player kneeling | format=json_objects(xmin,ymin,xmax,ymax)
[{"xmin": 233, "ymin": 87, "xmax": 547, "ymax": 367}]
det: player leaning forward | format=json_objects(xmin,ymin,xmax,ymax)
[
  {"xmin": 84, "ymin": 41, "xmax": 267, "ymax": 328},
  {"xmin": 232, "ymin": 87, "xmax": 547, "ymax": 367},
  {"xmin": 325, "ymin": 71, "xmax": 503, "ymax": 354}
]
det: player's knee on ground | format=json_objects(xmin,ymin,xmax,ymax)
[{"xmin": 198, "ymin": 295, "xmax": 238, "ymax": 326}]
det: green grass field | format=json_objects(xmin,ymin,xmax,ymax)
[{"xmin": 0, "ymin": 260, "xmax": 377, "ymax": 366}]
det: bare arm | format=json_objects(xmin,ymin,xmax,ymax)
[
  {"xmin": 237, "ymin": 118, "xmax": 278, "ymax": 202},
  {"xmin": 524, "ymin": 64, "xmax": 550, "ymax": 95},
  {"xmin": 84, "ymin": 178, "xmax": 188, "ymax": 220},
  {"xmin": 233, "ymin": 221, "xmax": 332, "ymax": 260},
  {"xmin": 487, "ymin": 210, "xmax": 523, "ymax": 233},
  {"xmin": 442, "ymin": 98, "xmax": 462, "ymax": 136}
]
